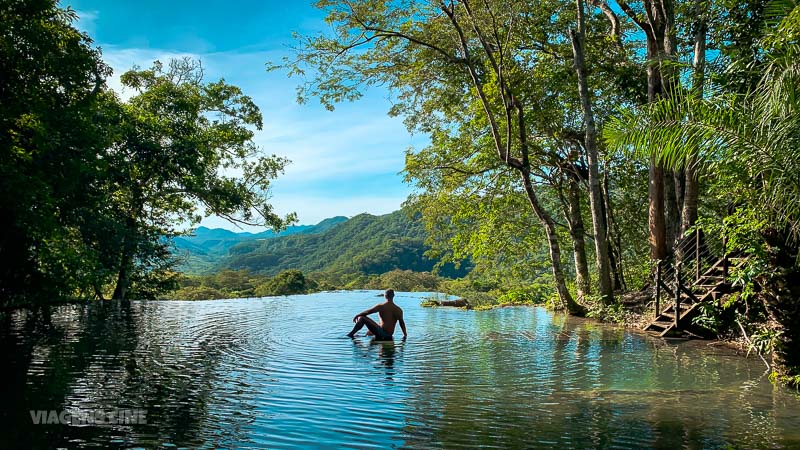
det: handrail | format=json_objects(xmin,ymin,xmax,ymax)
[{"xmin": 652, "ymin": 227, "xmax": 730, "ymax": 321}]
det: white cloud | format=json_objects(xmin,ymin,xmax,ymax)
[{"xmin": 72, "ymin": 9, "xmax": 99, "ymax": 36}]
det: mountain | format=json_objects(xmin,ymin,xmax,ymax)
[
  {"xmin": 172, "ymin": 216, "xmax": 348, "ymax": 273},
  {"xmin": 218, "ymin": 210, "xmax": 468, "ymax": 278}
]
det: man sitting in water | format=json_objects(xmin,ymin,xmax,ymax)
[{"xmin": 347, "ymin": 289, "xmax": 407, "ymax": 340}]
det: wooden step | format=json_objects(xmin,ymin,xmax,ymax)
[
  {"xmin": 647, "ymin": 320, "xmax": 674, "ymax": 330},
  {"xmin": 663, "ymin": 302, "xmax": 693, "ymax": 311},
  {"xmin": 696, "ymin": 275, "xmax": 724, "ymax": 282}
]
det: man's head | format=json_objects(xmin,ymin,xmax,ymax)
[{"xmin": 384, "ymin": 289, "xmax": 395, "ymax": 301}]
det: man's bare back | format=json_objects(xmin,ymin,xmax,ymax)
[
  {"xmin": 375, "ymin": 301, "xmax": 403, "ymax": 335},
  {"xmin": 347, "ymin": 289, "xmax": 407, "ymax": 340}
]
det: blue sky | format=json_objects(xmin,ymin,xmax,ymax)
[{"xmin": 66, "ymin": 0, "xmax": 425, "ymax": 231}]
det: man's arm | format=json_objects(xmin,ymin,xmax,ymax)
[
  {"xmin": 352, "ymin": 304, "xmax": 381, "ymax": 322},
  {"xmin": 399, "ymin": 317, "xmax": 407, "ymax": 338}
]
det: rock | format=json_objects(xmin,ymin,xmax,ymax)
[{"xmin": 438, "ymin": 298, "xmax": 469, "ymax": 308}]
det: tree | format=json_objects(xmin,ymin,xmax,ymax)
[
  {"xmin": 569, "ymin": 0, "xmax": 614, "ymax": 302},
  {"xmin": 0, "ymin": 0, "xmax": 110, "ymax": 302},
  {"xmin": 104, "ymin": 58, "xmax": 294, "ymax": 299},
  {"xmin": 255, "ymin": 269, "xmax": 309, "ymax": 296},
  {"xmin": 277, "ymin": 0, "xmax": 648, "ymax": 314},
  {"xmin": 610, "ymin": 0, "xmax": 682, "ymax": 260}
]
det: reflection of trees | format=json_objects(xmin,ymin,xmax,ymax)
[
  {"xmin": 0, "ymin": 301, "xmax": 260, "ymax": 448},
  {"xmin": 0, "ymin": 301, "xmax": 144, "ymax": 448},
  {"xmin": 401, "ymin": 307, "xmax": 800, "ymax": 448}
]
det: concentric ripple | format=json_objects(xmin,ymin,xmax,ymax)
[{"xmin": 1, "ymin": 291, "xmax": 800, "ymax": 449}]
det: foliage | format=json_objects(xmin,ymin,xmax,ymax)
[
  {"xmin": 368, "ymin": 269, "xmax": 441, "ymax": 292},
  {"xmin": 166, "ymin": 267, "xmax": 446, "ymax": 300},
  {"xmin": 0, "ymin": 0, "xmax": 110, "ymax": 302},
  {"xmin": 222, "ymin": 209, "xmax": 469, "ymax": 278},
  {"xmin": 605, "ymin": 10, "xmax": 800, "ymax": 245},
  {"xmin": 586, "ymin": 298, "xmax": 629, "ymax": 324},
  {"xmin": 0, "ymin": 1, "xmax": 292, "ymax": 304},
  {"xmin": 170, "ymin": 286, "xmax": 229, "ymax": 301},
  {"xmin": 103, "ymin": 58, "xmax": 293, "ymax": 299},
  {"xmin": 255, "ymin": 270, "xmax": 312, "ymax": 296}
]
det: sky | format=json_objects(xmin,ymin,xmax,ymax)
[{"xmin": 65, "ymin": 0, "xmax": 426, "ymax": 231}]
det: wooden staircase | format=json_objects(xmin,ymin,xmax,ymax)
[{"xmin": 643, "ymin": 231, "xmax": 748, "ymax": 338}]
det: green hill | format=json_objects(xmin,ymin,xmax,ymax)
[
  {"xmin": 217, "ymin": 210, "xmax": 468, "ymax": 278},
  {"xmin": 172, "ymin": 217, "xmax": 348, "ymax": 273}
]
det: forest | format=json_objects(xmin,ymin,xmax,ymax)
[{"xmin": 1, "ymin": 0, "xmax": 799, "ymax": 387}]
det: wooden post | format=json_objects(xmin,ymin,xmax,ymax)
[
  {"xmin": 655, "ymin": 260, "xmax": 661, "ymax": 319},
  {"xmin": 674, "ymin": 261, "xmax": 682, "ymax": 330},
  {"xmin": 695, "ymin": 228, "xmax": 701, "ymax": 282}
]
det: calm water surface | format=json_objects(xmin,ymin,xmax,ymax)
[{"xmin": 1, "ymin": 291, "xmax": 800, "ymax": 449}]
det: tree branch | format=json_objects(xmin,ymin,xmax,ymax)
[
  {"xmin": 590, "ymin": 0, "xmax": 621, "ymax": 43},
  {"xmin": 612, "ymin": 0, "xmax": 652, "ymax": 37}
]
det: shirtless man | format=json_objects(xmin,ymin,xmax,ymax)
[{"xmin": 347, "ymin": 289, "xmax": 407, "ymax": 340}]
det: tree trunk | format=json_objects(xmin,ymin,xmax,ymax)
[
  {"xmin": 521, "ymin": 170, "xmax": 585, "ymax": 315},
  {"xmin": 682, "ymin": 2, "xmax": 705, "ymax": 235},
  {"xmin": 649, "ymin": 162, "xmax": 667, "ymax": 260},
  {"xmin": 567, "ymin": 175, "xmax": 591, "ymax": 299},
  {"xmin": 673, "ymin": 168, "xmax": 685, "ymax": 221},
  {"xmin": 665, "ymin": 169, "xmax": 681, "ymax": 251},
  {"xmin": 112, "ymin": 216, "xmax": 137, "ymax": 301},
  {"xmin": 620, "ymin": 0, "xmax": 674, "ymax": 262},
  {"xmin": 682, "ymin": 166, "xmax": 699, "ymax": 235},
  {"xmin": 442, "ymin": 2, "xmax": 584, "ymax": 314},
  {"xmin": 602, "ymin": 173, "xmax": 626, "ymax": 290},
  {"xmin": 112, "ymin": 245, "xmax": 133, "ymax": 301},
  {"xmin": 570, "ymin": 0, "xmax": 614, "ymax": 304}
]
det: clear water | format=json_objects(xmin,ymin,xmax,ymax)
[{"xmin": 1, "ymin": 291, "xmax": 799, "ymax": 449}]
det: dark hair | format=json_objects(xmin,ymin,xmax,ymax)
[{"xmin": 384, "ymin": 289, "xmax": 395, "ymax": 299}]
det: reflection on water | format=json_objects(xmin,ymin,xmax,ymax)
[{"xmin": 1, "ymin": 291, "xmax": 799, "ymax": 448}]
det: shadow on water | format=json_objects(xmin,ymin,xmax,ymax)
[{"xmin": 1, "ymin": 292, "xmax": 799, "ymax": 448}]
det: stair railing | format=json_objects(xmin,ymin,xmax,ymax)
[{"xmin": 653, "ymin": 228, "xmax": 727, "ymax": 319}]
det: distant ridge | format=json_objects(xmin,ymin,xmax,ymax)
[
  {"xmin": 219, "ymin": 209, "xmax": 468, "ymax": 278},
  {"xmin": 172, "ymin": 216, "xmax": 349, "ymax": 273},
  {"xmin": 171, "ymin": 210, "xmax": 468, "ymax": 278}
]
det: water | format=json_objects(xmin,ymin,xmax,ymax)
[{"xmin": 1, "ymin": 291, "xmax": 799, "ymax": 449}]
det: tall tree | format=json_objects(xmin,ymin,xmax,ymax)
[
  {"xmin": 105, "ymin": 59, "xmax": 293, "ymax": 299},
  {"xmin": 612, "ymin": 0, "xmax": 678, "ymax": 260},
  {"xmin": 280, "ymin": 0, "xmax": 590, "ymax": 313},
  {"xmin": 0, "ymin": 0, "xmax": 110, "ymax": 302},
  {"xmin": 569, "ymin": 0, "xmax": 614, "ymax": 302},
  {"xmin": 279, "ymin": 0, "xmax": 640, "ymax": 312}
]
